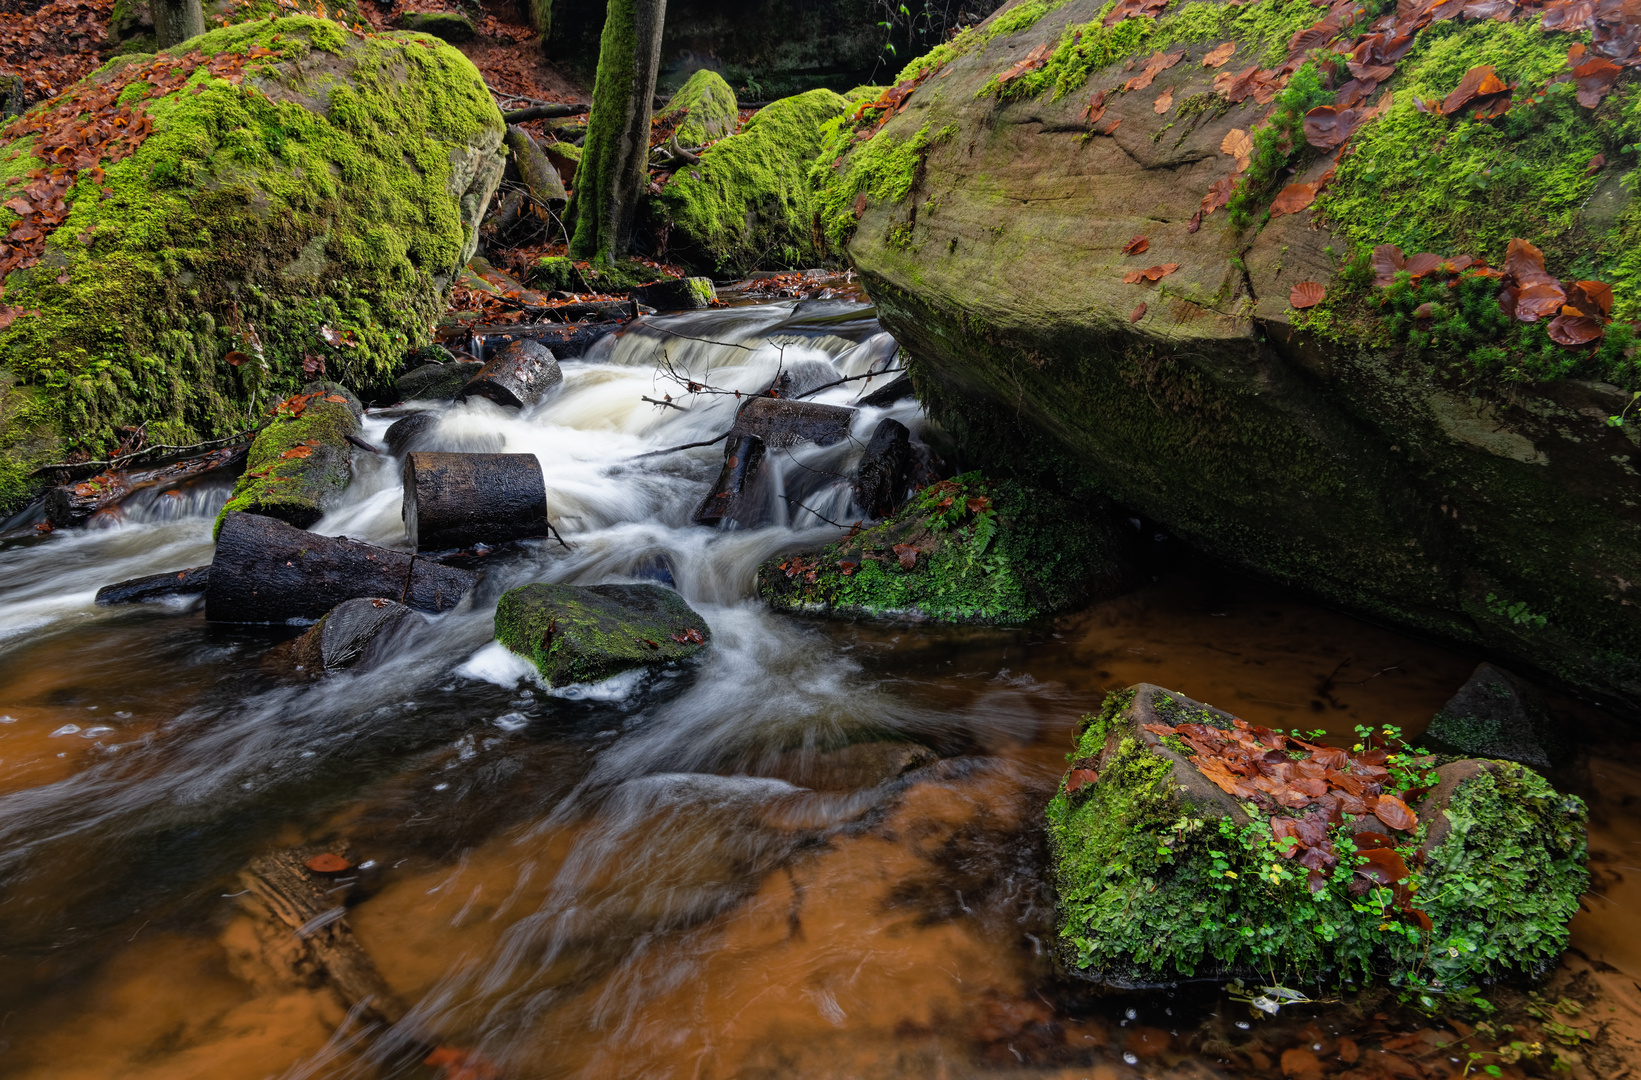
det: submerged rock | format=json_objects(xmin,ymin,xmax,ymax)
[
  {"xmin": 215, "ymin": 383, "xmax": 362, "ymax": 533},
  {"xmin": 455, "ymin": 339, "xmax": 563, "ymax": 409},
  {"xmin": 1047, "ymin": 684, "xmax": 1587, "ymax": 991},
  {"xmin": 851, "ymin": 417, "xmax": 911, "ymax": 519},
  {"xmin": 0, "ymin": 16, "xmax": 505, "ymax": 517},
  {"xmin": 758, "ymin": 472, "xmax": 1133, "ymax": 623},
  {"xmin": 290, "ymin": 597, "xmax": 417, "ymax": 674},
  {"xmin": 383, "ymin": 412, "xmax": 440, "ymax": 457},
  {"xmin": 494, "ymin": 582, "xmax": 711, "ymax": 687},
  {"xmin": 1427, "ymin": 663, "xmax": 1567, "ymax": 771},
  {"xmin": 630, "ymin": 276, "xmax": 715, "ymax": 310}
]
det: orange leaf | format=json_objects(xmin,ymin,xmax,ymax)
[
  {"xmin": 280, "ymin": 444, "xmax": 316, "ymax": 459},
  {"xmin": 1373, "ymin": 794, "xmax": 1417, "ymax": 831},
  {"xmin": 1269, "ymin": 181, "xmax": 1318, "ymax": 217},
  {"xmin": 1202, "ymin": 41, "xmax": 1236, "ymax": 68},
  {"xmin": 1153, "ymin": 88, "xmax": 1174, "ymax": 113},
  {"xmin": 1220, "ymin": 128, "xmax": 1253, "ymax": 170},
  {"xmin": 1122, "ymin": 235, "xmax": 1150, "ymax": 255},
  {"xmin": 1130, "ymin": 302, "xmax": 1147, "ymax": 323},
  {"xmin": 1289, "ymin": 281, "xmax": 1326, "ymax": 309}
]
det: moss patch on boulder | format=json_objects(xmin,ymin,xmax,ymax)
[
  {"xmin": 0, "ymin": 16, "xmax": 504, "ymax": 516},
  {"xmin": 654, "ymin": 88, "xmax": 849, "ymax": 275},
  {"xmin": 215, "ymin": 380, "xmax": 362, "ymax": 533},
  {"xmin": 495, "ymin": 581, "xmax": 712, "ymax": 687},
  {"xmin": 757, "ymin": 472, "xmax": 1133, "ymax": 623},
  {"xmin": 1046, "ymin": 685, "xmax": 1588, "ymax": 994},
  {"xmin": 663, "ymin": 67, "xmax": 739, "ymax": 146}
]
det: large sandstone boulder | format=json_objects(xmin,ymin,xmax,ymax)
[
  {"xmin": 837, "ymin": 0, "xmax": 1641, "ymax": 710},
  {"xmin": 1047, "ymin": 684, "xmax": 1587, "ymax": 991},
  {"xmin": 0, "ymin": 16, "xmax": 505, "ymax": 516}
]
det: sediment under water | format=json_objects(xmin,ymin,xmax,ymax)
[{"xmin": 0, "ymin": 297, "xmax": 1635, "ymax": 1080}]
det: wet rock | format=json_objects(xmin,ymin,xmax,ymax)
[
  {"xmin": 215, "ymin": 383, "xmax": 363, "ymax": 533},
  {"xmin": 383, "ymin": 412, "xmax": 440, "ymax": 457},
  {"xmin": 732, "ymin": 396, "xmax": 855, "ymax": 448},
  {"xmin": 398, "ymin": 10, "xmax": 475, "ymax": 41},
  {"xmin": 1426, "ymin": 663, "xmax": 1567, "ymax": 770},
  {"xmin": 759, "ymin": 473, "xmax": 1134, "ymax": 623},
  {"xmin": 692, "ymin": 434, "xmax": 767, "ymax": 528},
  {"xmin": 757, "ymin": 740, "xmax": 936, "ymax": 791},
  {"xmin": 1046, "ymin": 684, "xmax": 1588, "ymax": 990},
  {"xmin": 455, "ymin": 338, "xmax": 564, "ymax": 409},
  {"xmin": 852, "ymin": 417, "xmax": 910, "ymax": 519},
  {"xmin": 631, "ymin": 276, "xmax": 715, "ymax": 310},
  {"xmin": 95, "ymin": 565, "xmax": 211, "ymax": 606},
  {"xmin": 290, "ymin": 598, "xmax": 418, "ymax": 674},
  {"xmin": 403, "ymin": 451, "xmax": 550, "ymax": 552},
  {"xmin": 206, "ymin": 511, "xmax": 477, "ymax": 623},
  {"xmin": 855, "ymin": 372, "xmax": 913, "ymax": 408},
  {"xmin": 504, "ymin": 124, "xmax": 568, "ymax": 207},
  {"xmin": 494, "ymin": 582, "xmax": 711, "ymax": 687},
  {"xmin": 396, "ymin": 360, "xmax": 485, "ymax": 402},
  {"xmin": 767, "ymin": 359, "xmax": 839, "ymax": 399}
]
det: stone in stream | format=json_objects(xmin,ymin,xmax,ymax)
[
  {"xmin": 1426, "ymin": 662, "xmax": 1567, "ymax": 771},
  {"xmin": 383, "ymin": 412, "xmax": 440, "ymax": 457},
  {"xmin": 692, "ymin": 434, "xmax": 767, "ymax": 528},
  {"xmin": 851, "ymin": 417, "xmax": 911, "ymax": 520},
  {"xmin": 731, "ymin": 396, "xmax": 855, "ymax": 448},
  {"xmin": 455, "ymin": 338, "xmax": 564, "ymax": 409},
  {"xmin": 1046, "ymin": 684, "xmax": 1588, "ymax": 990},
  {"xmin": 766, "ymin": 359, "xmax": 839, "ymax": 399},
  {"xmin": 95, "ymin": 565, "xmax": 211, "ymax": 606},
  {"xmin": 403, "ymin": 451, "xmax": 549, "ymax": 552},
  {"xmin": 631, "ymin": 277, "xmax": 715, "ymax": 311},
  {"xmin": 504, "ymin": 124, "xmax": 568, "ymax": 207},
  {"xmin": 396, "ymin": 359, "xmax": 486, "ymax": 402},
  {"xmin": 214, "ymin": 382, "xmax": 364, "ymax": 534},
  {"xmin": 855, "ymin": 372, "xmax": 913, "ymax": 408},
  {"xmin": 397, "ymin": 9, "xmax": 475, "ymax": 41},
  {"xmin": 494, "ymin": 582, "xmax": 711, "ymax": 687},
  {"xmin": 290, "ymin": 598, "xmax": 418, "ymax": 674},
  {"xmin": 755, "ymin": 740, "xmax": 937, "ymax": 792},
  {"xmin": 206, "ymin": 511, "xmax": 477, "ymax": 624},
  {"xmin": 758, "ymin": 473, "xmax": 1134, "ymax": 623}
]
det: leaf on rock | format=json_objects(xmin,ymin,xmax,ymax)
[
  {"xmin": 1515, "ymin": 281, "xmax": 1568, "ymax": 321},
  {"xmin": 280, "ymin": 444, "xmax": 316, "ymax": 460},
  {"xmin": 1289, "ymin": 281, "xmax": 1326, "ymax": 309},
  {"xmin": 304, "ymin": 853, "xmax": 351, "ymax": 874},
  {"xmin": 1566, "ymin": 279, "xmax": 1614, "ymax": 318},
  {"xmin": 1122, "ymin": 235, "xmax": 1150, "ymax": 255},
  {"xmin": 1440, "ymin": 64, "xmax": 1503, "ymax": 115},
  {"xmin": 1540, "ymin": 0, "xmax": 1595, "ymax": 31},
  {"xmin": 1144, "ymin": 263, "xmax": 1180, "ymax": 281},
  {"xmin": 1130, "ymin": 302, "xmax": 1148, "ymax": 323},
  {"xmin": 1373, "ymin": 793, "xmax": 1418, "ymax": 831},
  {"xmin": 997, "ymin": 41, "xmax": 1054, "ymax": 86},
  {"xmin": 1269, "ymin": 181, "xmax": 1319, "ymax": 216},
  {"xmin": 1302, "ymin": 105, "xmax": 1361, "ymax": 150},
  {"xmin": 1153, "ymin": 87, "xmax": 1175, "ymax": 113},
  {"xmin": 1065, "ymin": 767, "xmax": 1100, "ymax": 792},
  {"xmin": 892, "ymin": 543, "xmax": 918, "ymax": 569},
  {"xmin": 1549, "ymin": 312, "xmax": 1606, "ymax": 346},
  {"xmin": 1355, "ymin": 847, "xmax": 1411, "ymax": 883},
  {"xmin": 1202, "ymin": 41, "xmax": 1236, "ymax": 68},
  {"xmin": 1573, "ymin": 56, "xmax": 1621, "ymax": 107},
  {"xmin": 1220, "ymin": 128, "xmax": 1254, "ymax": 170},
  {"xmin": 1083, "ymin": 89, "xmax": 1108, "ymax": 124}
]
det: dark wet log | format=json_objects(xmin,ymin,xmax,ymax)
[
  {"xmin": 384, "ymin": 413, "xmax": 440, "ymax": 457},
  {"xmin": 631, "ymin": 277, "xmax": 713, "ymax": 310},
  {"xmin": 95, "ymin": 565, "xmax": 211, "ymax": 606},
  {"xmin": 502, "ymin": 103, "xmax": 590, "ymax": 123},
  {"xmin": 473, "ymin": 319, "xmax": 624, "ymax": 360},
  {"xmin": 206, "ymin": 511, "xmax": 478, "ymax": 623},
  {"xmin": 693, "ymin": 434, "xmax": 767, "ymax": 527},
  {"xmin": 731, "ymin": 396, "xmax": 856, "ymax": 449},
  {"xmin": 852, "ymin": 418, "xmax": 911, "ymax": 519},
  {"xmin": 454, "ymin": 339, "xmax": 564, "ymax": 408},
  {"xmin": 505, "ymin": 124, "xmax": 569, "ymax": 206},
  {"xmin": 237, "ymin": 846, "xmax": 407, "ymax": 1029},
  {"xmin": 856, "ymin": 372, "xmax": 914, "ymax": 408},
  {"xmin": 291, "ymin": 598, "xmax": 418, "ymax": 674},
  {"xmin": 403, "ymin": 452, "xmax": 549, "ymax": 551},
  {"xmin": 397, "ymin": 360, "xmax": 485, "ymax": 401},
  {"xmin": 44, "ymin": 446, "xmax": 245, "ymax": 528}
]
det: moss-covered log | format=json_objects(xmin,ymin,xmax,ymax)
[
  {"xmin": 0, "ymin": 17, "xmax": 505, "ymax": 516},
  {"xmin": 757, "ymin": 472, "xmax": 1135, "ymax": 623},
  {"xmin": 494, "ymin": 581, "xmax": 711, "ymax": 686},
  {"xmin": 1047, "ymin": 684, "xmax": 1588, "ymax": 992}
]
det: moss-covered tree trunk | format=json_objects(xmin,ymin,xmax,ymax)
[
  {"xmin": 154, "ymin": 0, "xmax": 204, "ymax": 48},
  {"xmin": 529, "ymin": 0, "xmax": 552, "ymax": 35},
  {"xmin": 569, "ymin": 0, "xmax": 666, "ymax": 264}
]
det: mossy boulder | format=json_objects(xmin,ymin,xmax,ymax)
[
  {"xmin": 396, "ymin": 11, "xmax": 477, "ymax": 43},
  {"xmin": 494, "ymin": 582, "xmax": 712, "ymax": 687},
  {"xmin": 841, "ymin": 0, "xmax": 1641, "ymax": 710},
  {"xmin": 653, "ymin": 88, "xmax": 850, "ymax": 275},
  {"xmin": 663, "ymin": 68, "xmax": 740, "ymax": 146},
  {"xmin": 1047, "ymin": 685, "xmax": 1588, "ymax": 992},
  {"xmin": 214, "ymin": 380, "xmax": 362, "ymax": 532},
  {"xmin": 396, "ymin": 359, "xmax": 484, "ymax": 401},
  {"xmin": 1427, "ymin": 662, "xmax": 1567, "ymax": 771},
  {"xmin": 757, "ymin": 472, "xmax": 1134, "ymax": 623},
  {"xmin": 0, "ymin": 16, "xmax": 505, "ymax": 516}
]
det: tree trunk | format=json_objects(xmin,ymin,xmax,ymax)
[
  {"xmin": 528, "ymin": 0, "xmax": 552, "ymax": 35},
  {"xmin": 154, "ymin": 0, "xmax": 204, "ymax": 49},
  {"xmin": 568, "ymin": 0, "xmax": 667, "ymax": 263}
]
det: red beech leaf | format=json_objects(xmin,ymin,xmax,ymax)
[
  {"xmin": 1586, "ymin": 152, "xmax": 1607, "ymax": 175},
  {"xmin": 1548, "ymin": 312, "xmax": 1606, "ymax": 346},
  {"xmin": 1130, "ymin": 302, "xmax": 1147, "ymax": 323},
  {"xmin": 1504, "ymin": 237, "xmax": 1556, "ymax": 286},
  {"xmin": 1065, "ymin": 767, "xmax": 1100, "ymax": 792},
  {"xmin": 1440, "ymin": 64, "xmax": 1499, "ymax": 115},
  {"xmin": 1203, "ymin": 41, "xmax": 1236, "ymax": 68},
  {"xmin": 1289, "ymin": 281, "xmax": 1327, "ymax": 309},
  {"xmin": 1122, "ymin": 235, "xmax": 1150, "ymax": 255},
  {"xmin": 1573, "ymin": 56, "xmax": 1621, "ymax": 108},
  {"xmin": 1566, "ymin": 279, "xmax": 1614, "ymax": 318},
  {"xmin": 1355, "ymin": 846, "xmax": 1411, "ymax": 884},
  {"xmin": 1373, "ymin": 793, "xmax": 1418, "ymax": 831},
  {"xmin": 1269, "ymin": 181, "xmax": 1319, "ymax": 217},
  {"xmin": 1515, "ymin": 281, "xmax": 1568, "ymax": 321},
  {"xmin": 1371, "ymin": 243, "xmax": 1406, "ymax": 286},
  {"xmin": 1404, "ymin": 252, "xmax": 1444, "ymax": 278},
  {"xmin": 1303, "ymin": 104, "xmax": 1360, "ymax": 149}
]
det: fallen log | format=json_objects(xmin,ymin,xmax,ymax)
[
  {"xmin": 44, "ymin": 446, "xmax": 246, "ymax": 528},
  {"xmin": 692, "ymin": 434, "xmax": 767, "ymax": 527},
  {"xmin": 505, "ymin": 124, "xmax": 568, "ymax": 206},
  {"xmin": 206, "ymin": 511, "xmax": 477, "ymax": 623},
  {"xmin": 454, "ymin": 339, "xmax": 563, "ymax": 409},
  {"xmin": 731, "ymin": 396, "xmax": 856, "ymax": 449},
  {"xmin": 291, "ymin": 598, "xmax": 418, "ymax": 674},
  {"xmin": 403, "ymin": 452, "xmax": 549, "ymax": 551},
  {"xmin": 95, "ymin": 565, "xmax": 211, "ymax": 606},
  {"xmin": 502, "ymin": 102, "xmax": 588, "ymax": 123},
  {"xmin": 397, "ymin": 359, "xmax": 485, "ymax": 401}
]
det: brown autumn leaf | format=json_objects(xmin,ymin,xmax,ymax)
[
  {"xmin": 1355, "ymin": 846, "xmax": 1411, "ymax": 883},
  {"xmin": 1289, "ymin": 281, "xmax": 1327, "ymax": 309},
  {"xmin": 1065, "ymin": 767, "xmax": 1100, "ymax": 792},
  {"xmin": 1123, "ymin": 269, "xmax": 1146, "ymax": 284},
  {"xmin": 996, "ymin": 41, "xmax": 1054, "ymax": 85},
  {"xmin": 1144, "ymin": 262, "xmax": 1180, "ymax": 281},
  {"xmin": 280, "ymin": 444, "xmax": 317, "ymax": 460},
  {"xmin": 1371, "ymin": 243, "xmax": 1406, "ymax": 286},
  {"xmin": 1540, "ymin": 0, "xmax": 1595, "ymax": 31},
  {"xmin": 1187, "ymin": 209, "xmax": 1203, "ymax": 233},
  {"xmin": 1586, "ymin": 151, "xmax": 1607, "ymax": 175},
  {"xmin": 1373, "ymin": 794, "xmax": 1418, "ymax": 831},
  {"xmin": 1130, "ymin": 302, "xmax": 1148, "ymax": 323},
  {"xmin": 1153, "ymin": 87, "xmax": 1174, "ymax": 113},
  {"xmin": 1269, "ymin": 180, "xmax": 1319, "ymax": 216},
  {"xmin": 1202, "ymin": 41, "xmax": 1236, "ymax": 67},
  {"xmin": 1573, "ymin": 56, "xmax": 1621, "ymax": 107},
  {"xmin": 1202, "ymin": 176, "xmax": 1239, "ymax": 216},
  {"xmin": 1441, "ymin": 64, "xmax": 1503, "ymax": 115},
  {"xmin": 1083, "ymin": 88, "xmax": 1108, "ymax": 124},
  {"xmin": 1302, "ymin": 105, "xmax": 1360, "ymax": 150},
  {"xmin": 1122, "ymin": 235, "xmax": 1150, "ymax": 255},
  {"xmin": 1566, "ymin": 279, "xmax": 1614, "ymax": 318},
  {"xmin": 1515, "ymin": 281, "xmax": 1568, "ymax": 321},
  {"xmin": 1288, "ymin": 13, "xmax": 1343, "ymax": 59},
  {"xmin": 305, "ymin": 853, "xmax": 351, "ymax": 874},
  {"xmin": 892, "ymin": 543, "xmax": 918, "ymax": 569},
  {"xmin": 1549, "ymin": 311, "xmax": 1606, "ymax": 346},
  {"xmin": 224, "ymin": 350, "xmax": 250, "ymax": 367},
  {"xmin": 1280, "ymin": 1048, "xmax": 1325, "ymax": 1080},
  {"xmin": 1503, "ymin": 237, "xmax": 1556, "ymax": 286},
  {"xmin": 1220, "ymin": 127, "xmax": 1254, "ymax": 170},
  {"xmin": 1404, "ymin": 252, "xmax": 1443, "ymax": 278}
]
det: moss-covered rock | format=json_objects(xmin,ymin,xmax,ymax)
[
  {"xmin": 532, "ymin": 254, "xmax": 676, "ymax": 293},
  {"xmin": 1047, "ymin": 684, "xmax": 1588, "ymax": 993},
  {"xmin": 494, "ymin": 581, "xmax": 712, "ymax": 687},
  {"xmin": 842, "ymin": 0, "xmax": 1641, "ymax": 710},
  {"xmin": 214, "ymin": 380, "xmax": 362, "ymax": 533},
  {"xmin": 757, "ymin": 472, "xmax": 1133, "ymax": 623},
  {"xmin": 1426, "ymin": 662, "xmax": 1567, "ymax": 771},
  {"xmin": 654, "ymin": 88, "xmax": 849, "ymax": 275},
  {"xmin": 663, "ymin": 68, "xmax": 740, "ymax": 146},
  {"xmin": 396, "ymin": 359, "xmax": 483, "ymax": 401},
  {"xmin": 0, "ymin": 17, "xmax": 505, "ymax": 516},
  {"xmin": 396, "ymin": 11, "xmax": 476, "ymax": 43}
]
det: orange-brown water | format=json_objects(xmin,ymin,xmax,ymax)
[{"xmin": 1, "ymin": 574, "xmax": 1635, "ymax": 1080}]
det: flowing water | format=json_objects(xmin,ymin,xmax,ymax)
[{"xmin": 0, "ymin": 296, "xmax": 1637, "ymax": 1080}]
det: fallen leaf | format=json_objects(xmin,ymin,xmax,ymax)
[
  {"xmin": 1586, "ymin": 151, "xmax": 1607, "ymax": 175},
  {"xmin": 1280, "ymin": 1046, "xmax": 1325, "ymax": 1080},
  {"xmin": 280, "ymin": 444, "xmax": 316, "ymax": 459},
  {"xmin": 1144, "ymin": 263, "xmax": 1180, "ymax": 281},
  {"xmin": 997, "ymin": 41, "xmax": 1053, "ymax": 85},
  {"xmin": 1187, "ymin": 209, "xmax": 1203, "ymax": 233},
  {"xmin": 1355, "ymin": 846, "xmax": 1411, "ymax": 884},
  {"xmin": 304, "ymin": 853, "xmax": 351, "ymax": 874},
  {"xmin": 1566, "ymin": 279, "xmax": 1614, "ymax": 318},
  {"xmin": 1371, "ymin": 243, "xmax": 1406, "ymax": 286},
  {"xmin": 1269, "ymin": 181, "xmax": 1319, "ymax": 216},
  {"xmin": 1131, "ymin": 302, "xmax": 1148, "ymax": 323},
  {"xmin": 1541, "ymin": 0, "xmax": 1595, "ymax": 31},
  {"xmin": 1201, "ymin": 176, "xmax": 1238, "ymax": 216},
  {"xmin": 1303, "ymin": 104, "xmax": 1361, "ymax": 150},
  {"xmin": 1373, "ymin": 793, "xmax": 1418, "ymax": 831},
  {"xmin": 1220, "ymin": 128, "xmax": 1254, "ymax": 170},
  {"xmin": 1153, "ymin": 87, "xmax": 1174, "ymax": 113},
  {"xmin": 1441, "ymin": 64, "xmax": 1504, "ymax": 115},
  {"xmin": 1290, "ymin": 281, "xmax": 1327, "ymax": 308},
  {"xmin": 892, "ymin": 543, "xmax": 918, "ymax": 569},
  {"xmin": 1202, "ymin": 41, "xmax": 1236, "ymax": 68},
  {"xmin": 1573, "ymin": 56, "xmax": 1621, "ymax": 108},
  {"xmin": 1549, "ymin": 311, "xmax": 1606, "ymax": 346},
  {"xmin": 1083, "ymin": 88, "xmax": 1108, "ymax": 124},
  {"xmin": 1122, "ymin": 235, "xmax": 1150, "ymax": 255},
  {"xmin": 1065, "ymin": 768, "xmax": 1100, "ymax": 792},
  {"xmin": 1515, "ymin": 281, "xmax": 1569, "ymax": 321},
  {"xmin": 1404, "ymin": 252, "xmax": 1444, "ymax": 278}
]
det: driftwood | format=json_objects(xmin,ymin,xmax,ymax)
[
  {"xmin": 502, "ymin": 102, "xmax": 589, "ymax": 123},
  {"xmin": 403, "ymin": 452, "xmax": 549, "ymax": 551},
  {"xmin": 96, "ymin": 565, "xmax": 211, "ymax": 606},
  {"xmin": 693, "ymin": 434, "xmax": 767, "ymax": 527},
  {"xmin": 731, "ymin": 397, "xmax": 856, "ymax": 449},
  {"xmin": 505, "ymin": 124, "xmax": 568, "ymax": 206}
]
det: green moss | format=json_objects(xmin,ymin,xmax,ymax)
[
  {"xmin": 395, "ymin": 11, "xmax": 475, "ymax": 43},
  {"xmin": 494, "ymin": 581, "xmax": 711, "ymax": 687},
  {"xmin": 757, "ymin": 472, "xmax": 1127, "ymax": 623},
  {"xmin": 213, "ymin": 382, "xmax": 360, "ymax": 534},
  {"xmin": 814, "ymin": 122, "xmax": 955, "ymax": 249},
  {"xmin": 0, "ymin": 17, "xmax": 501, "ymax": 515},
  {"xmin": 654, "ymin": 88, "xmax": 849, "ymax": 275},
  {"xmin": 1226, "ymin": 61, "xmax": 1333, "ymax": 226},
  {"xmin": 664, "ymin": 67, "xmax": 740, "ymax": 145},
  {"xmin": 569, "ymin": 0, "xmax": 639, "ymax": 262}
]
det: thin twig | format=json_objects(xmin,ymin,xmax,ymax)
[
  {"xmin": 642, "ymin": 395, "xmax": 687, "ymax": 410},
  {"xmin": 632, "ymin": 431, "xmax": 730, "ymax": 458},
  {"xmin": 546, "ymin": 522, "xmax": 572, "ymax": 551},
  {"xmin": 781, "ymin": 494, "xmax": 850, "ymax": 528},
  {"xmin": 794, "ymin": 366, "xmax": 907, "ymax": 400},
  {"xmin": 35, "ymin": 432, "xmax": 253, "ymax": 474}
]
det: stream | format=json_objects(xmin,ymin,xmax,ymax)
[{"xmin": 0, "ymin": 295, "xmax": 1638, "ymax": 1080}]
